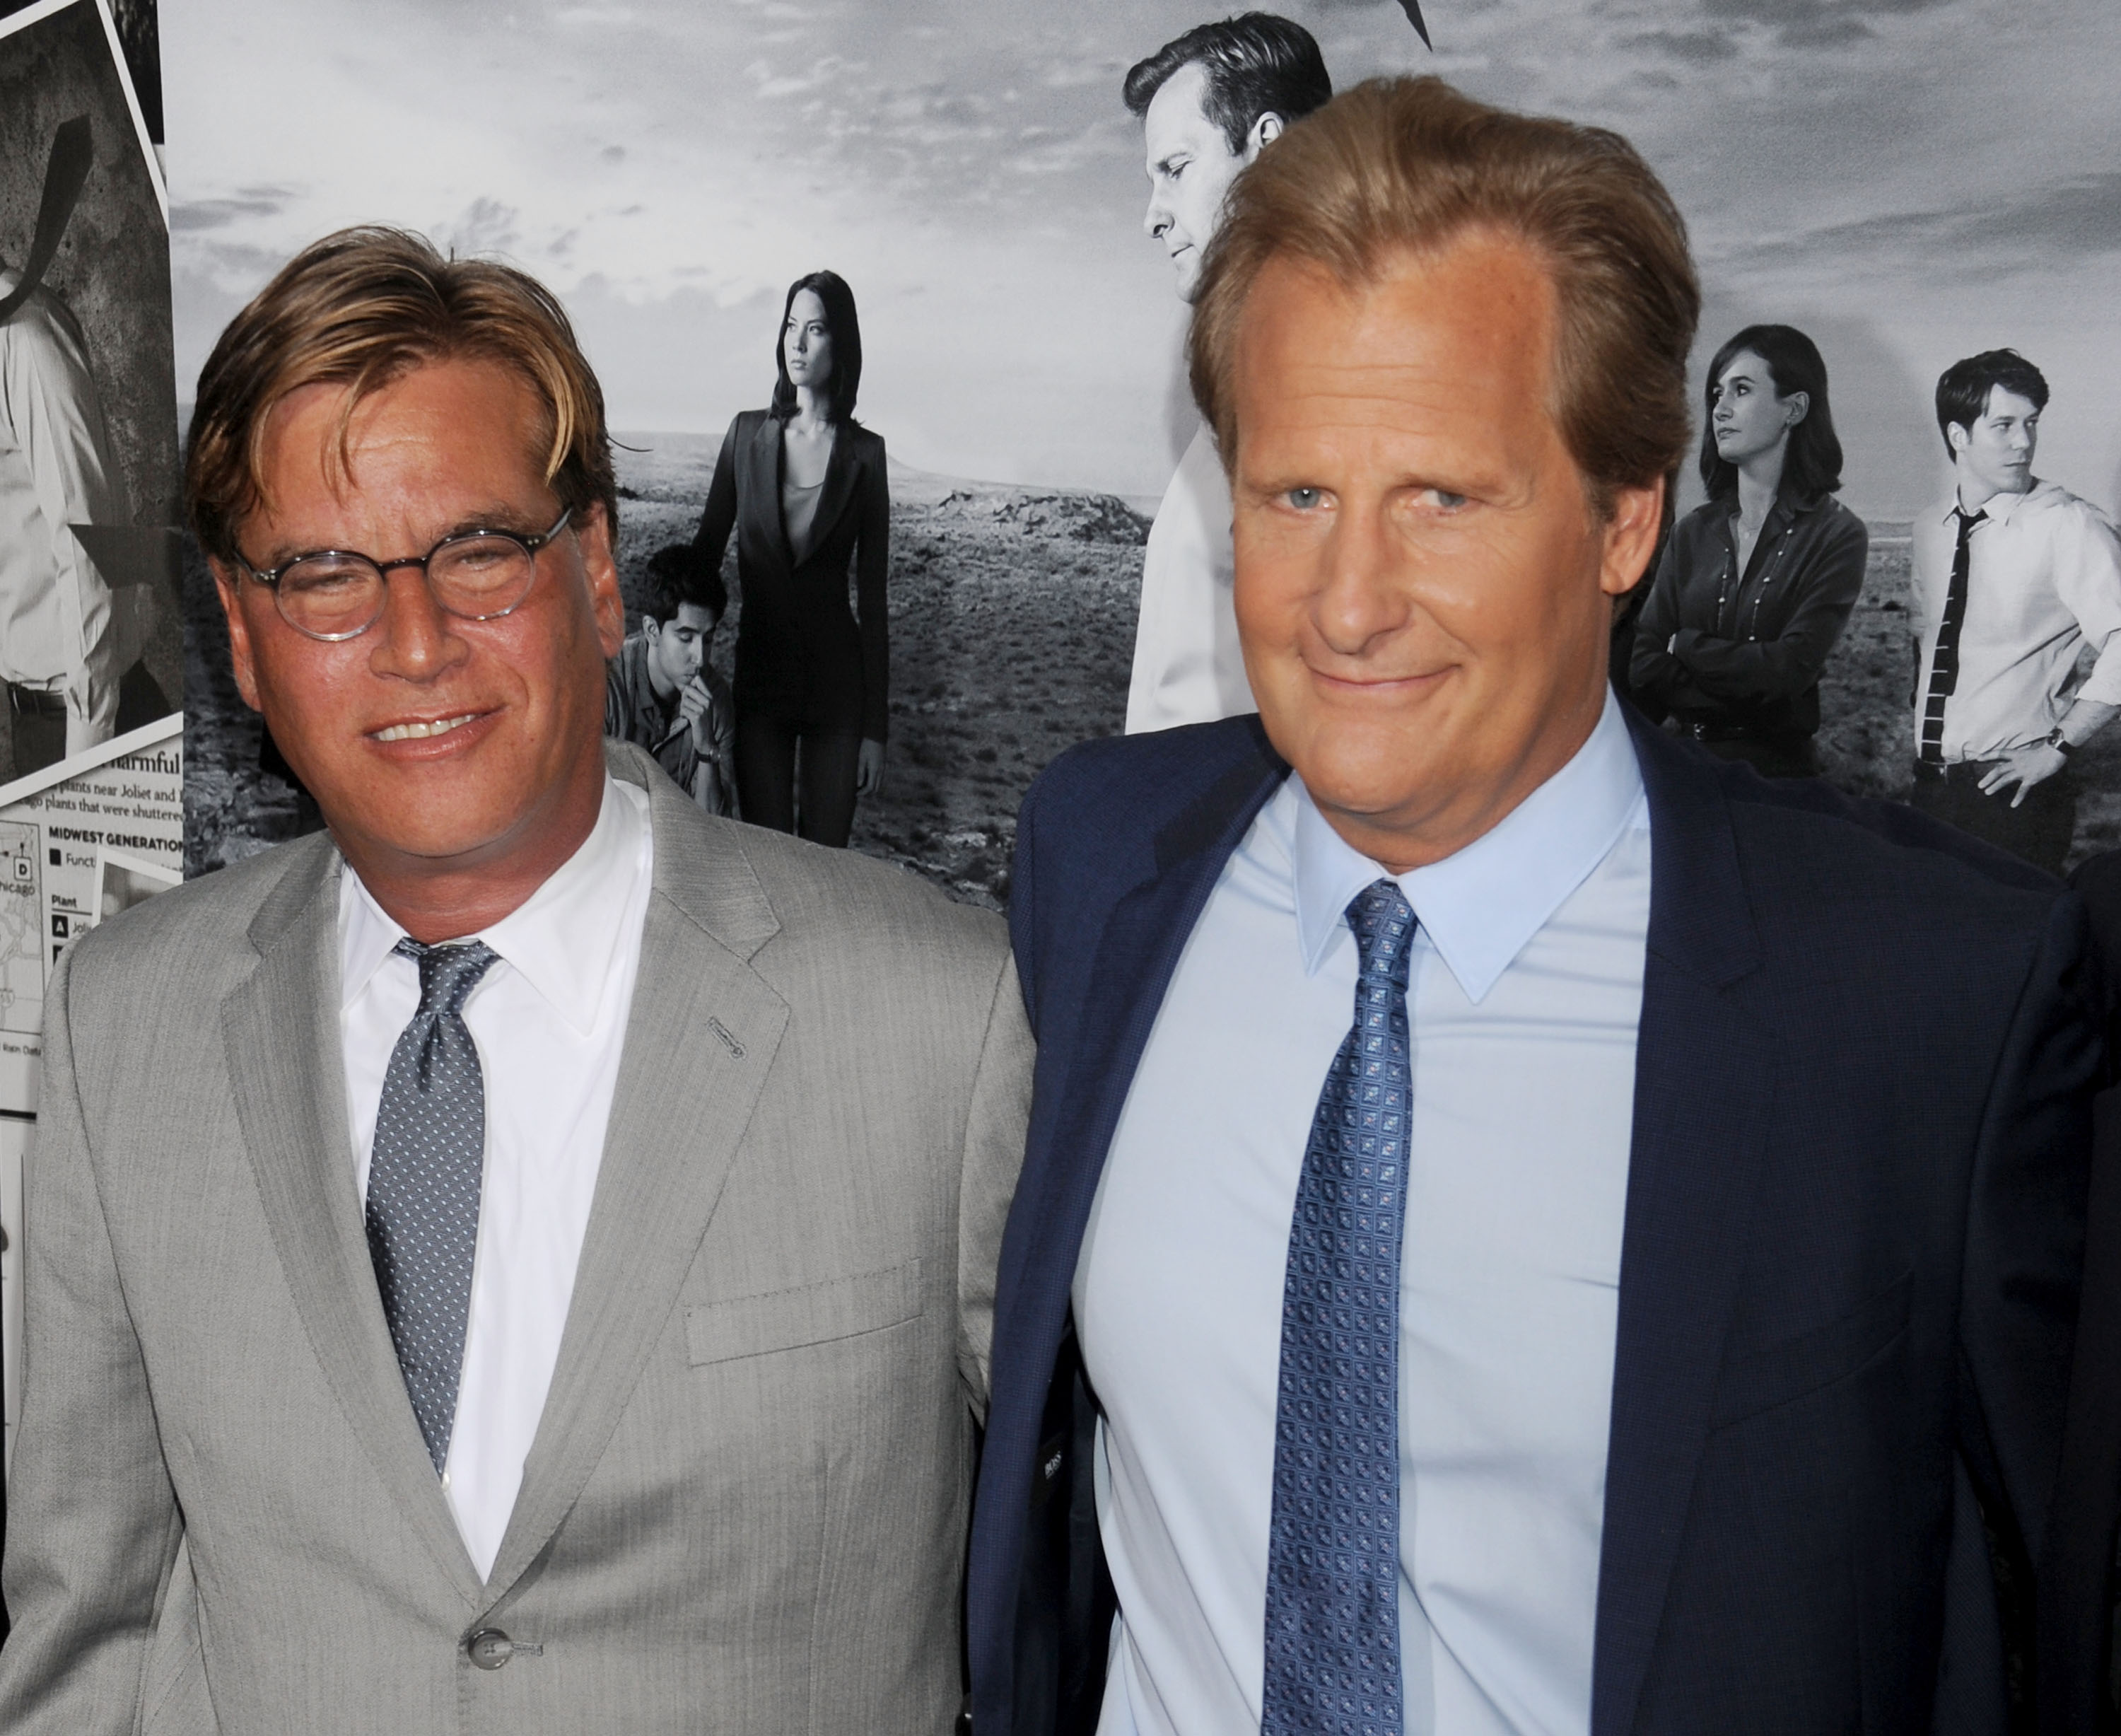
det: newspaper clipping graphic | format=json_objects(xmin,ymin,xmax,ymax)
[{"xmin": 0, "ymin": 712, "xmax": 181, "ymax": 1467}]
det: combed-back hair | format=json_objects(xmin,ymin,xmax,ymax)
[
  {"xmin": 1699, "ymin": 324, "xmax": 1844, "ymax": 501},
  {"xmin": 1190, "ymin": 76, "xmax": 1700, "ymax": 518},
  {"xmin": 1122, "ymin": 12, "xmax": 1331, "ymax": 155},
  {"xmin": 186, "ymin": 225, "xmax": 616, "ymax": 564},
  {"xmin": 642, "ymin": 540, "xmax": 726, "ymax": 625},
  {"xmin": 769, "ymin": 269, "xmax": 863, "ymax": 425},
  {"xmin": 1934, "ymin": 349, "xmax": 2048, "ymax": 459}
]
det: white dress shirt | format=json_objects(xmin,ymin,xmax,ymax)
[
  {"xmin": 1075, "ymin": 692, "xmax": 1650, "ymax": 1736},
  {"xmin": 0, "ymin": 280, "xmax": 122, "ymax": 750},
  {"xmin": 1125, "ymin": 425, "xmax": 1255, "ymax": 733},
  {"xmin": 1911, "ymin": 479, "xmax": 2121, "ymax": 761},
  {"xmin": 339, "ymin": 774, "xmax": 653, "ymax": 1580}
]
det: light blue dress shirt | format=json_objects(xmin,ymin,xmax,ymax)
[{"xmin": 1073, "ymin": 690, "xmax": 1652, "ymax": 1736}]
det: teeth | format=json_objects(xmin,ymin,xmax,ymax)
[{"xmin": 375, "ymin": 713, "xmax": 477, "ymax": 742}]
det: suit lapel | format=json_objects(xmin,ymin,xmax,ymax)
[
  {"xmin": 1007, "ymin": 733, "xmax": 1289, "ymax": 1382},
  {"xmin": 221, "ymin": 834, "xmax": 485, "ymax": 1603},
  {"xmin": 1591, "ymin": 718, "xmax": 1776, "ymax": 1736},
  {"xmin": 799, "ymin": 425, "xmax": 863, "ymax": 566},
  {"xmin": 740, "ymin": 412, "xmax": 795, "ymax": 579},
  {"xmin": 482, "ymin": 752, "xmax": 789, "ymax": 1597}
]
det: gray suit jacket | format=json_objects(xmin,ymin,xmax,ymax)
[{"xmin": 0, "ymin": 742, "xmax": 1032, "ymax": 1734}]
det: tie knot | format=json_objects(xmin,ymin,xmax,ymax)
[
  {"xmin": 1344, "ymin": 878, "xmax": 1416, "ymax": 993},
  {"xmin": 395, "ymin": 937, "xmax": 501, "ymax": 1018},
  {"xmin": 1954, "ymin": 505, "xmax": 1987, "ymax": 537}
]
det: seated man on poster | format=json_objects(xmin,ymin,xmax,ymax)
[
  {"xmin": 0, "ymin": 225, "xmax": 1031, "ymax": 1734},
  {"xmin": 970, "ymin": 75, "xmax": 2099, "ymax": 1736},
  {"xmin": 605, "ymin": 541, "xmax": 735, "ymax": 816},
  {"xmin": 1122, "ymin": 12, "xmax": 1330, "ymax": 734},
  {"xmin": 1907, "ymin": 348, "xmax": 2121, "ymax": 877}
]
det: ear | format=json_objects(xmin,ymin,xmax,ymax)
[
  {"xmin": 1244, "ymin": 110, "xmax": 1285, "ymax": 163},
  {"xmin": 209, "ymin": 557, "xmax": 266, "ymax": 713},
  {"xmin": 1599, "ymin": 477, "xmax": 1666, "ymax": 599},
  {"xmin": 1946, "ymin": 422, "xmax": 1972, "ymax": 458},
  {"xmin": 1783, "ymin": 390, "xmax": 1810, "ymax": 428},
  {"xmin": 574, "ymin": 501, "xmax": 627, "ymax": 660}
]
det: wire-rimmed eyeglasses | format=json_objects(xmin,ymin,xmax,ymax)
[{"xmin": 240, "ymin": 505, "xmax": 573, "ymax": 642}]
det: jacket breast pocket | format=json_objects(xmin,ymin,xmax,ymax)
[
  {"xmin": 686, "ymin": 1259, "xmax": 925, "ymax": 1367},
  {"xmin": 1710, "ymin": 1271, "xmax": 1913, "ymax": 1430}
]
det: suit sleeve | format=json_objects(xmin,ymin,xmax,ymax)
[
  {"xmin": 1666, "ymin": 511, "xmax": 1868, "ymax": 707},
  {"xmin": 0, "ymin": 945, "xmax": 185, "ymax": 1733},
  {"xmin": 691, "ymin": 416, "xmax": 742, "ymax": 573},
  {"xmin": 957, "ymin": 950, "xmax": 1033, "ymax": 1421},
  {"xmin": 1956, "ymin": 892, "xmax": 2100, "ymax": 1582},
  {"xmin": 856, "ymin": 438, "xmax": 891, "ymax": 744}
]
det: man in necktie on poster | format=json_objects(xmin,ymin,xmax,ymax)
[
  {"xmin": 1907, "ymin": 348, "xmax": 2121, "ymax": 877},
  {"xmin": 969, "ymin": 76, "xmax": 2099, "ymax": 1736},
  {"xmin": 0, "ymin": 226, "xmax": 1031, "ymax": 1733},
  {"xmin": 1121, "ymin": 12, "xmax": 1330, "ymax": 735}
]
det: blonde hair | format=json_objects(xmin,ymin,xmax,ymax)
[
  {"xmin": 185, "ymin": 226, "xmax": 616, "ymax": 561},
  {"xmin": 1191, "ymin": 76, "xmax": 1699, "ymax": 516}
]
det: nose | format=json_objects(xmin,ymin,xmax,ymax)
[
  {"xmin": 1144, "ymin": 189, "xmax": 1171, "ymax": 240},
  {"xmin": 1313, "ymin": 503, "xmax": 1410, "ymax": 658},
  {"xmin": 366, "ymin": 564, "xmax": 471, "ymax": 683}
]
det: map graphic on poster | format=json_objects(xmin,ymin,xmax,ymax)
[{"xmin": 0, "ymin": 820, "xmax": 42, "ymax": 1037}]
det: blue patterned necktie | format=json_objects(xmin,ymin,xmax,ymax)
[
  {"xmin": 1262, "ymin": 879, "xmax": 1417, "ymax": 1736},
  {"xmin": 365, "ymin": 937, "xmax": 500, "ymax": 1475}
]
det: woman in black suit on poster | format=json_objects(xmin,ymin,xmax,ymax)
[
  {"xmin": 694, "ymin": 269, "xmax": 887, "ymax": 845},
  {"xmin": 1630, "ymin": 324, "xmax": 1869, "ymax": 777}
]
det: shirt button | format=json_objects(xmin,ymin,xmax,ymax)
[{"xmin": 467, "ymin": 1629, "xmax": 513, "ymax": 1670}]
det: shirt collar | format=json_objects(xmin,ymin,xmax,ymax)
[
  {"xmin": 1945, "ymin": 478, "xmax": 2052, "ymax": 528},
  {"xmin": 339, "ymin": 774, "xmax": 650, "ymax": 1036},
  {"xmin": 1291, "ymin": 687, "xmax": 1646, "ymax": 1003}
]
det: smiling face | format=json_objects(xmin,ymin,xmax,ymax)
[
  {"xmin": 1229, "ymin": 233, "xmax": 1662, "ymax": 872},
  {"xmin": 781, "ymin": 289, "xmax": 834, "ymax": 395},
  {"xmin": 1949, "ymin": 384, "xmax": 2040, "ymax": 509},
  {"xmin": 211, "ymin": 354, "xmax": 624, "ymax": 934},
  {"xmin": 1141, "ymin": 61, "xmax": 1251, "ymax": 304},
  {"xmin": 1710, "ymin": 349, "xmax": 1804, "ymax": 470}
]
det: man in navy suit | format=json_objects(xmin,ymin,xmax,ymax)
[{"xmin": 968, "ymin": 76, "xmax": 2100, "ymax": 1736}]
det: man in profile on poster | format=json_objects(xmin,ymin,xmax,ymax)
[
  {"xmin": 1907, "ymin": 348, "xmax": 2121, "ymax": 877},
  {"xmin": 0, "ymin": 115, "xmax": 124, "ymax": 779},
  {"xmin": 971, "ymin": 76, "xmax": 2098, "ymax": 1736},
  {"xmin": 1121, "ymin": 12, "xmax": 1329, "ymax": 734},
  {"xmin": 0, "ymin": 226, "xmax": 1030, "ymax": 1732}
]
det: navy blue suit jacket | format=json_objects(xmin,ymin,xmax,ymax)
[{"xmin": 969, "ymin": 709, "xmax": 2100, "ymax": 1736}]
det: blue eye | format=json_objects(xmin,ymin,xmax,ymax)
[{"xmin": 1287, "ymin": 487, "xmax": 1323, "ymax": 510}]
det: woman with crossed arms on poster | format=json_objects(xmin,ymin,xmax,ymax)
[
  {"xmin": 694, "ymin": 269, "xmax": 887, "ymax": 844},
  {"xmin": 1631, "ymin": 323, "xmax": 1869, "ymax": 777}
]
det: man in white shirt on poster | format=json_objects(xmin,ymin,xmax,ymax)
[
  {"xmin": 1907, "ymin": 346, "xmax": 2121, "ymax": 875},
  {"xmin": 1121, "ymin": 13, "xmax": 1329, "ymax": 734}
]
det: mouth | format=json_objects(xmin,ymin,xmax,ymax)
[{"xmin": 370, "ymin": 711, "xmax": 484, "ymax": 743}]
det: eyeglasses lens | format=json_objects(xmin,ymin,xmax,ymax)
[{"xmin": 274, "ymin": 536, "xmax": 537, "ymax": 639}]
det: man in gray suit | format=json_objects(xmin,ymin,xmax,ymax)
[{"xmin": 0, "ymin": 226, "xmax": 1032, "ymax": 1733}]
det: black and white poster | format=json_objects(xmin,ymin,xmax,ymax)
[{"xmin": 165, "ymin": 0, "xmax": 2121, "ymax": 889}]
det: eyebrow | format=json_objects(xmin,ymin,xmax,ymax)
[{"xmin": 252, "ymin": 504, "xmax": 548, "ymax": 569}]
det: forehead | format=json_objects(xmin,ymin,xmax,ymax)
[
  {"xmin": 786, "ymin": 289, "xmax": 829, "ymax": 325},
  {"xmin": 1232, "ymin": 233, "xmax": 1562, "ymax": 458},
  {"xmin": 252, "ymin": 356, "xmax": 548, "ymax": 540},
  {"xmin": 1144, "ymin": 62, "xmax": 1231, "ymax": 158},
  {"xmin": 1716, "ymin": 350, "xmax": 1772, "ymax": 385},
  {"xmin": 670, "ymin": 602, "xmax": 718, "ymax": 632},
  {"xmin": 1980, "ymin": 386, "xmax": 2040, "ymax": 421}
]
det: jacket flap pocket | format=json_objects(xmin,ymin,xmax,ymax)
[
  {"xmin": 686, "ymin": 1259, "xmax": 924, "ymax": 1367},
  {"xmin": 1711, "ymin": 1271, "xmax": 1913, "ymax": 1428}
]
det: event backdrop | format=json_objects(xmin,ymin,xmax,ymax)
[{"xmin": 163, "ymin": 0, "xmax": 2121, "ymax": 891}]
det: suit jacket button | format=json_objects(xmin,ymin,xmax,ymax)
[{"xmin": 467, "ymin": 1629, "xmax": 513, "ymax": 1670}]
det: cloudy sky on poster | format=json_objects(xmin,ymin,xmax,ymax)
[{"xmin": 165, "ymin": 0, "xmax": 2120, "ymax": 518}]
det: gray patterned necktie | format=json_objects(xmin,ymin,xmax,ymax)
[
  {"xmin": 1262, "ymin": 879, "xmax": 1416, "ymax": 1736},
  {"xmin": 365, "ymin": 937, "xmax": 500, "ymax": 1476}
]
